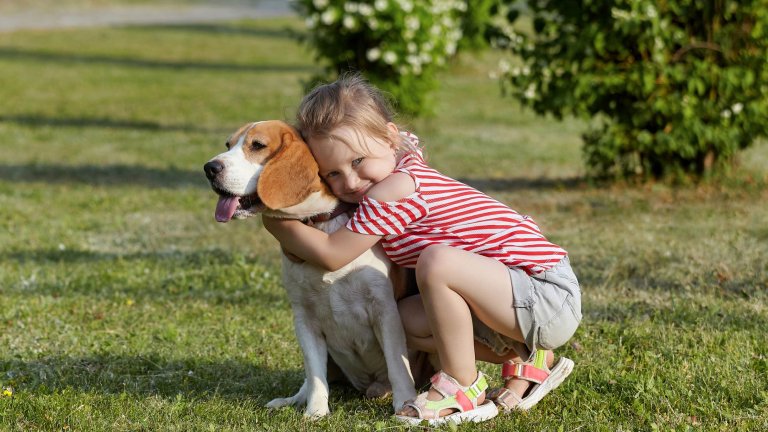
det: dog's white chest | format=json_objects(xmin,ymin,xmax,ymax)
[{"xmin": 280, "ymin": 217, "xmax": 395, "ymax": 388}]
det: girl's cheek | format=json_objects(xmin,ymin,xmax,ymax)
[{"xmin": 329, "ymin": 180, "xmax": 344, "ymax": 196}]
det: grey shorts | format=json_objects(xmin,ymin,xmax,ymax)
[{"xmin": 473, "ymin": 256, "xmax": 582, "ymax": 358}]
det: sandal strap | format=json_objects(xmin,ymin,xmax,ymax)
[
  {"xmin": 425, "ymin": 371, "xmax": 489, "ymax": 413},
  {"xmin": 431, "ymin": 371, "xmax": 487, "ymax": 399},
  {"xmin": 501, "ymin": 350, "xmax": 550, "ymax": 384},
  {"xmin": 492, "ymin": 387, "xmax": 523, "ymax": 411}
]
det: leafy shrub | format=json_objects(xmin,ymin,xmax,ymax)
[
  {"xmin": 495, "ymin": 0, "xmax": 768, "ymax": 180},
  {"xmin": 457, "ymin": 0, "xmax": 501, "ymax": 50},
  {"xmin": 293, "ymin": 0, "xmax": 466, "ymax": 117}
]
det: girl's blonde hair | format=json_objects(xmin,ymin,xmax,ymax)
[{"xmin": 295, "ymin": 73, "xmax": 419, "ymax": 155}]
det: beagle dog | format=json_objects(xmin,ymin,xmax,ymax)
[{"xmin": 203, "ymin": 120, "xmax": 416, "ymax": 418}]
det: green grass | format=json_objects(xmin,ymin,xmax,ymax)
[
  {"xmin": 0, "ymin": 0, "xmax": 267, "ymax": 13},
  {"xmin": 1, "ymin": 14, "xmax": 767, "ymax": 432}
]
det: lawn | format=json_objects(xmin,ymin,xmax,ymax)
[{"xmin": 1, "ymin": 12, "xmax": 767, "ymax": 432}]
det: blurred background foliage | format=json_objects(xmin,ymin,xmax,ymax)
[{"xmin": 296, "ymin": 0, "xmax": 768, "ymax": 182}]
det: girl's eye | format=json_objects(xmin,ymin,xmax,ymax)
[
  {"xmin": 352, "ymin": 158, "xmax": 364, "ymax": 167},
  {"xmin": 325, "ymin": 171, "xmax": 338, "ymax": 179}
]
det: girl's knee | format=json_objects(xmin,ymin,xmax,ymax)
[{"xmin": 415, "ymin": 244, "xmax": 451, "ymax": 284}]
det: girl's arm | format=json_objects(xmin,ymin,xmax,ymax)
[
  {"xmin": 262, "ymin": 217, "xmax": 381, "ymax": 271},
  {"xmin": 263, "ymin": 172, "xmax": 416, "ymax": 271}
]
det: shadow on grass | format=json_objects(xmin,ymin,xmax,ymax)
[
  {"xmin": 0, "ymin": 162, "xmax": 207, "ymax": 189},
  {"xmin": 130, "ymin": 22, "xmax": 299, "ymax": 40},
  {"xmin": 4, "ymin": 248, "xmax": 233, "ymax": 265},
  {"xmin": 2, "ymin": 248, "xmax": 285, "ymax": 305},
  {"xmin": 0, "ymin": 47, "xmax": 315, "ymax": 73},
  {"xmin": 0, "ymin": 354, "xmax": 362, "ymax": 406},
  {"xmin": 0, "ymin": 162, "xmax": 591, "ymax": 192},
  {"xmin": 0, "ymin": 114, "xmax": 229, "ymax": 134}
]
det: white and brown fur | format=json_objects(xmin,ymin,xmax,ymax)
[{"xmin": 203, "ymin": 120, "xmax": 416, "ymax": 417}]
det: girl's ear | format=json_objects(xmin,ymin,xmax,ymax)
[{"xmin": 386, "ymin": 122, "xmax": 400, "ymax": 150}]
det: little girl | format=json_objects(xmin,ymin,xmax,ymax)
[{"xmin": 263, "ymin": 73, "xmax": 582, "ymax": 425}]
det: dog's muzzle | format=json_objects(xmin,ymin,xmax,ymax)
[{"xmin": 203, "ymin": 160, "xmax": 264, "ymax": 222}]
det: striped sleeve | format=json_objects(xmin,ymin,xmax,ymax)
[{"xmin": 346, "ymin": 194, "xmax": 429, "ymax": 236}]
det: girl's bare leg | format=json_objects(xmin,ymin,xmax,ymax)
[
  {"xmin": 395, "ymin": 245, "xmax": 529, "ymax": 416},
  {"xmin": 398, "ymin": 266, "xmax": 556, "ymax": 417}
]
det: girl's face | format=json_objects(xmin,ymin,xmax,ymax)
[{"xmin": 308, "ymin": 123, "xmax": 399, "ymax": 203}]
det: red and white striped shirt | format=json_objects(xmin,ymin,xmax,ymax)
[{"xmin": 346, "ymin": 133, "xmax": 567, "ymax": 275}]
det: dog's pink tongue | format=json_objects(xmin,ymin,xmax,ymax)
[{"xmin": 215, "ymin": 196, "xmax": 240, "ymax": 222}]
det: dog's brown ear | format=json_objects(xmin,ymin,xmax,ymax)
[{"xmin": 257, "ymin": 131, "xmax": 323, "ymax": 210}]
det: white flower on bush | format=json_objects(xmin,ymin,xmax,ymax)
[
  {"xmin": 299, "ymin": 0, "xmax": 465, "ymax": 79},
  {"xmin": 405, "ymin": 16, "xmax": 420, "ymax": 31},
  {"xmin": 396, "ymin": 0, "xmax": 414, "ymax": 13},
  {"xmin": 359, "ymin": 4, "xmax": 374, "ymax": 16},
  {"xmin": 383, "ymin": 51, "xmax": 398, "ymax": 65},
  {"xmin": 732, "ymin": 103, "xmax": 744, "ymax": 114},
  {"xmin": 367, "ymin": 47, "xmax": 382, "ymax": 61},
  {"xmin": 320, "ymin": 8, "xmax": 338, "ymax": 25},
  {"xmin": 343, "ymin": 15, "xmax": 357, "ymax": 30},
  {"xmin": 498, "ymin": 59, "xmax": 511, "ymax": 74},
  {"xmin": 524, "ymin": 83, "xmax": 537, "ymax": 100},
  {"xmin": 446, "ymin": 41, "xmax": 457, "ymax": 56},
  {"xmin": 646, "ymin": 4, "xmax": 658, "ymax": 19}
]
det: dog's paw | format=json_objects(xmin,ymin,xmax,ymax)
[
  {"xmin": 303, "ymin": 404, "xmax": 330, "ymax": 419},
  {"xmin": 266, "ymin": 397, "xmax": 294, "ymax": 409},
  {"xmin": 392, "ymin": 393, "xmax": 416, "ymax": 411},
  {"xmin": 365, "ymin": 382, "xmax": 392, "ymax": 399}
]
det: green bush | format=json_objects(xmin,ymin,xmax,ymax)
[
  {"xmin": 457, "ymin": 0, "xmax": 501, "ymax": 50},
  {"xmin": 496, "ymin": 0, "xmax": 768, "ymax": 180},
  {"xmin": 294, "ymin": 0, "xmax": 467, "ymax": 117}
]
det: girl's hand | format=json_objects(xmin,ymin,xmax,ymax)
[
  {"xmin": 262, "ymin": 216, "xmax": 305, "ymax": 256},
  {"xmin": 262, "ymin": 214, "xmax": 382, "ymax": 271}
]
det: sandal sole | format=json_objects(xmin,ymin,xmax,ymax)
[
  {"xmin": 515, "ymin": 357, "xmax": 574, "ymax": 411},
  {"xmin": 395, "ymin": 400, "xmax": 499, "ymax": 426}
]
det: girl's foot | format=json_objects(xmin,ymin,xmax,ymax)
[
  {"xmin": 488, "ymin": 350, "xmax": 574, "ymax": 411},
  {"xmin": 395, "ymin": 371, "xmax": 498, "ymax": 425}
]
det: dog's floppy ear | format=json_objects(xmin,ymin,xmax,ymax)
[{"xmin": 257, "ymin": 130, "xmax": 323, "ymax": 210}]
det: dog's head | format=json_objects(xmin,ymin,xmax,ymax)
[{"xmin": 203, "ymin": 120, "xmax": 338, "ymax": 222}]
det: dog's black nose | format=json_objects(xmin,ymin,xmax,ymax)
[{"xmin": 203, "ymin": 160, "xmax": 224, "ymax": 180}]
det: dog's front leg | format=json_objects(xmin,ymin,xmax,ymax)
[
  {"xmin": 374, "ymin": 300, "xmax": 417, "ymax": 411},
  {"xmin": 298, "ymin": 324, "xmax": 331, "ymax": 417},
  {"xmin": 266, "ymin": 310, "xmax": 330, "ymax": 417}
]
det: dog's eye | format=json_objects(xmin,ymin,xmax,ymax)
[
  {"xmin": 224, "ymin": 141, "xmax": 231, "ymax": 149},
  {"xmin": 251, "ymin": 140, "xmax": 266, "ymax": 150}
]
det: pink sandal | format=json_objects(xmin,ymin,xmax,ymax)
[
  {"xmin": 395, "ymin": 370, "xmax": 498, "ymax": 425},
  {"xmin": 489, "ymin": 350, "xmax": 574, "ymax": 411}
]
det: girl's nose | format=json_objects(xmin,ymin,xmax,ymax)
[{"xmin": 344, "ymin": 173, "xmax": 359, "ymax": 191}]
